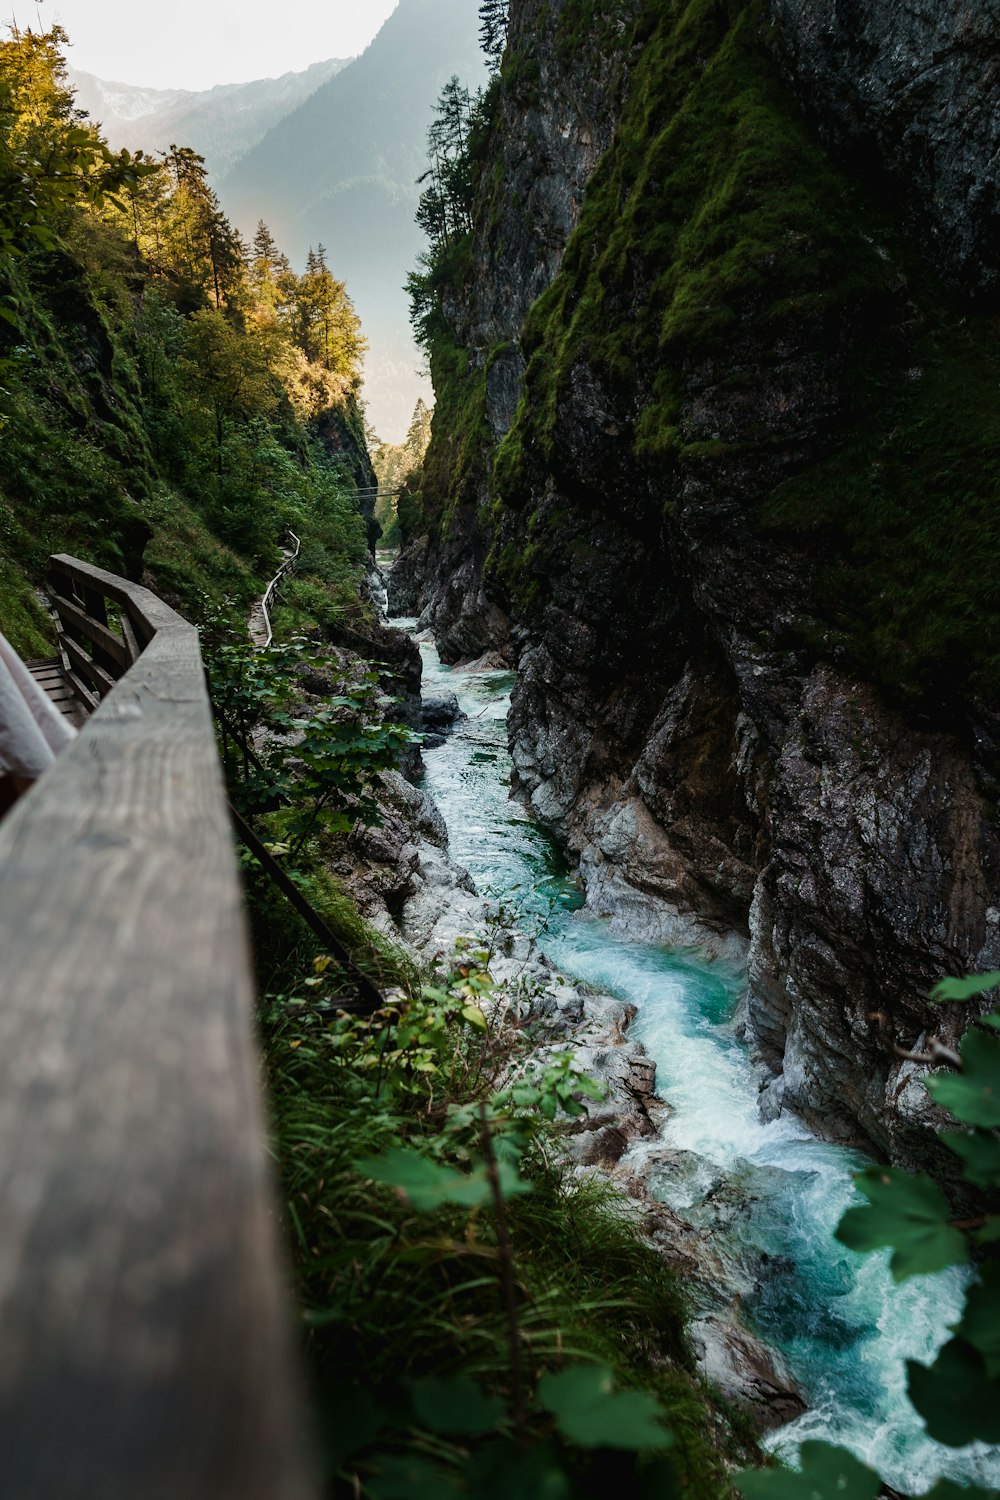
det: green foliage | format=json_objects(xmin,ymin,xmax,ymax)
[
  {"xmin": 358, "ymin": 1145, "xmax": 531, "ymax": 1211},
  {"xmin": 926, "ymin": 1029, "xmax": 1000, "ymax": 1130},
  {"xmin": 932, "ymin": 974, "xmax": 1000, "ymax": 1004},
  {"xmin": 410, "ymin": 1375, "xmax": 505, "ymax": 1437},
  {"xmin": 736, "ymin": 1441, "xmax": 880, "ymax": 1500},
  {"xmin": 205, "ymin": 634, "xmax": 415, "ymax": 858},
  {"xmin": 414, "ymin": 0, "xmax": 1000, "ymax": 707},
  {"xmin": 537, "ymin": 1364, "xmax": 671, "ymax": 1450},
  {"xmin": 739, "ymin": 985, "xmax": 1000, "ymax": 1500},
  {"xmin": 259, "ymin": 917, "xmax": 743, "ymax": 1498},
  {"xmin": 835, "ymin": 1168, "xmax": 968, "ymax": 1280},
  {"xmin": 370, "ymin": 397, "xmax": 434, "ymax": 546},
  {"xmin": 907, "ymin": 1338, "xmax": 1000, "ymax": 1448},
  {"xmin": 0, "ymin": 25, "xmax": 152, "ymax": 257},
  {"xmin": 0, "ymin": 23, "xmax": 374, "ymax": 644}
]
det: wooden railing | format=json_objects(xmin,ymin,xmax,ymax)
[
  {"xmin": 254, "ymin": 531, "xmax": 301, "ymax": 650},
  {"xmin": 0, "ymin": 557, "xmax": 315, "ymax": 1499}
]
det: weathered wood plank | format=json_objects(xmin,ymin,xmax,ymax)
[
  {"xmin": 64, "ymin": 663, "xmax": 100, "ymax": 713},
  {"xmin": 49, "ymin": 555, "xmax": 176, "ymax": 643},
  {"xmin": 119, "ymin": 610, "xmax": 142, "ymax": 667},
  {"xmin": 52, "ymin": 594, "xmax": 130, "ymax": 673},
  {"xmin": 60, "ymin": 632, "xmax": 119, "ymax": 699},
  {"xmin": 0, "ymin": 577, "xmax": 315, "ymax": 1499}
]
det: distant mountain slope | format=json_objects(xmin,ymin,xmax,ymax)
[
  {"xmin": 69, "ymin": 59, "xmax": 350, "ymax": 177},
  {"xmin": 220, "ymin": 0, "xmax": 486, "ymax": 440}
]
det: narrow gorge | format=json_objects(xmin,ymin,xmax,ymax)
[
  {"xmin": 393, "ymin": 0, "xmax": 1000, "ymax": 1181},
  {"xmin": 382, "ymin": 606, "xmax": 997, "ymax": 1488},
  {"xmin": 1, "ymin": 1, "xmax": 998, "ymax": 1493}
]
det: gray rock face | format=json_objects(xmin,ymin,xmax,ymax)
[
  {"xmin": 392, "ymin": 0, "xmax": 641, "ymax": 653},
  {"xmin": 398, "ymin": 0, "xmax": 1000, "ymax": 1179},
  {"xmin": 421, "ymin": 691, "xmax": 465, "ymax": 730},
  {"xmin": 767, "ymin": 0, "xmax": 1000, "ymax": 299}
]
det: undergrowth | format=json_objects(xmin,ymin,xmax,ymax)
[
  {"xmin": 259, "ymin": 930, "xmax": 751, "ymax": 1497},
  {"xmin": 205, "ymin": 635, "xmax": 750, "ymax": 1495}
]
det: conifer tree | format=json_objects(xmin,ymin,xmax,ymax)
[
  {"xmin": 160, "ymin": 144, "xmax": 244, "ymax": 309},
  {"xmin": 479, "ymin": 0, "xmax": 509, "ymax": 72}
]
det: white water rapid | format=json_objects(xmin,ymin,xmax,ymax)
[{"xmin": 394, "ymin": 617, "xmax": 1000, "ymax": 1493}]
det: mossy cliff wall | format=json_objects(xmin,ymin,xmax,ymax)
[{"xmin": 393, "ymin": 0, "xmax": 1000, "ymax": 1173}]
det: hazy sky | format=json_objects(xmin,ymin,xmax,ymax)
[{"xmin": 14, "ymin": 0, "xmax": 400, "ymax": 90}]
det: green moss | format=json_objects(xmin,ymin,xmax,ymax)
[
  {"xmin": 0, "ymin": 551, "xmax": 54, "ymax": 655},
  {"xmin": 415, "ymin": 328, "xmax": 492, "ymax": 540},
  {"xmin": 762, "ymin": 312, "xmax": 1000, "ymax": 700},
  {"xmin": 484, "ymin": 0, "xmax": 999, "ymax": 700}
]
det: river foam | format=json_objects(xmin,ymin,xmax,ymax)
[{"xmin": 394, "ymin": 617, "xmax": 1000, "ymax": 1494}]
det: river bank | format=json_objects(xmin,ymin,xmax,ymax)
[{"xmin": 375, "ymin": 594, "xmax": 1000, "ymax": 1493}]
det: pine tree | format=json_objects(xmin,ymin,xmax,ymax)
[
  {"xmin": 478, "ymin": 0, "xmax": 509, "ymax": 72},
  {"xmin": 160, "ymin": 144, "xmax": 244, "ymax": 309},
  {"xmin": 294, "ymin": 246, "xmax": 366, "ymax": 378}
]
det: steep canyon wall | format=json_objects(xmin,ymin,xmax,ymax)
[{"xmin": 392, "ymin": 0, "xmax": 1000, "ymax": 1172}]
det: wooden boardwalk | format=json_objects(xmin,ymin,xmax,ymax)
[
  {"xmin": 0, "ymin": 557, "xmax": 316, "ymax": 1500},
  {"xmin": 25, "ymin": 655, "xmax": 87, "ymax": 728},
  {"xmin": 249, "ymin": 533, "xmax": 300, "ymax": 649}
]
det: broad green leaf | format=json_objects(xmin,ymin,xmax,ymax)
[
  {"xmin": 464, "ymin": 1439, "xmax": 571, "ymax": 1500},
  {"xmin": 461, "ymin": 1004, "xmax": 489, "ymax": 1031},
  {"xmin": 976, "ymin": 1216, "xmax": 1000, "ymax": 1244},
  {"xmin": 358, "ymin": 1148, "xmax": 530, "ymax": 1212},
  {"xmin": 941, "ymin": 1129, "xmax": 1000, "ymax": 1187},
  {"xmin": 367, "ymin": 1453, "xmax": 464, "ymax": 1499},
  {"xmin": 315, "ymin": 1380, "xmax": 381, "ymax": 1467},
  {"xmin": 835, "ymin": 1167, "xmax": 968, "ymax": 1279},
  {"xmin": 735, "ymin": 1441, "xmax": 880, "ymax": 1500},
  {"xmin": 410, "ymin": 1375, "xmax": 505, "ymax": 1437},
  {"xmin": 908, "ymin": 1338, "xmax": 1000, "ymax": 1446},
  {"xmin": 926, "ymin": 1028, "xmax": 1000, "ymax": 1127},
  {"xmin": 921, "ymin": 1482, "xmax": 1000, "ymax": 1500},
  {"xmin": 957, "ymin": 1267, "xmax": 1000, "ymax": 1378},
  {"xmin": 537, "ymin": 1363, "xmax": 671, "ymax": 1449},
  {"xmin": 931, "ymin": 972, "xmax": 1000, "ymax": 1003}
]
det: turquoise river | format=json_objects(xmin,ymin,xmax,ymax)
[{"xmin": 393, "ymin": 614, "xmax": 1000, "ymax": 1493}]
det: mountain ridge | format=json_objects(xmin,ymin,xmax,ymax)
[
  {"xmin": 220, "ymin": 0, "xmax": 486, "ymax": 440},
  {"xmin": 69, "ymin": 57, "xmax": 351, "ymax": 176}
]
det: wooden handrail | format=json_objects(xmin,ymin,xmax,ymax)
[
  {"xmin": 0, "ymin": 557, "xmax": 315, "ymax": 1499},
  {"xmin": 255, "ymin": 532, "xmax": 301, "ymax": 650}
]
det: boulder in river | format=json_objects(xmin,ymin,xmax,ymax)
[
  {"xmin": 421, "ymin": 692, "xmax": 466, "ymax": 732},
  {"xmin": 689, "ymin": 1316, "xmax": 807, "ymax": 1432}
]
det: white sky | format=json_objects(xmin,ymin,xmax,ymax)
[{"xmin": 11, "ymin": 0, "xmax": 400, "ymax": 90}]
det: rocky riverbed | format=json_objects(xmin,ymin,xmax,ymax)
[{"xmin": 332, "ymin": 588, "xmax": 999, "ymax": 1491}]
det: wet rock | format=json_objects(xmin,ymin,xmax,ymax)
[
  {"xmin": 421, "ymin": 692, "xmax": 465, "ymax": 731},
  {"xmin": 689, "ymin": 1316, "xmax": 807, "ymax": 1432}
]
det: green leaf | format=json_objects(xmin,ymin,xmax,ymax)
[
  {"xmin": 921, "ymin": 1482, "xmax": 1000, "ymax": 1500},
  {"xmin": 537, "ymin": 1364, "xmax": 671, "ymax": 1450},
  {"xmin": 908, "ymin": 1338, "xmax": 1000, "ymax": 1446},
  {"xmin": 976, "ymin": 1216, "xmax": 1000, "ymax": 1244},
  {"xmin": 358, "ymin": 1148, "xmax": 530, "ymax": 1212},
  {"xmin": 367, "ymin": 1453, "xmax": 465, "ymax": 1499},
  {"xmin": 464, "ymin": 1439, "xmax": 571, "ymax": 1500},
  {"xmin": 926, "ymin": 1028, "xmax": 1000, "ymax": 1127},
  {"xmin": 735, "ymin": 1441, "xmax": 880, "ymax": 1500},
  {"xmin": 315, "ymin": 1379, "xmax": 381, "ymax": 1467},
  {"xmin": 931, "ymin": 972, "xmax": 1000, "ymax": 1003},
  {"xmin": 957, "ymin": 1267, "xmax": 1000, "ymax": 1378},
  {"xmin": 835, "ymin": 1167, "xmax": 968, "ymax": 1279},
  {"xmin": 410, "ymin": 1375, "xmax": 505, "ymax": 1437},
  {"xmin": 461, "ymin": 1004, "xmax": 489, "ymax": 1031},
  {"xmin": 941, "ymin": 1129, "xmax": 1000, "ymax": 1187}
]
